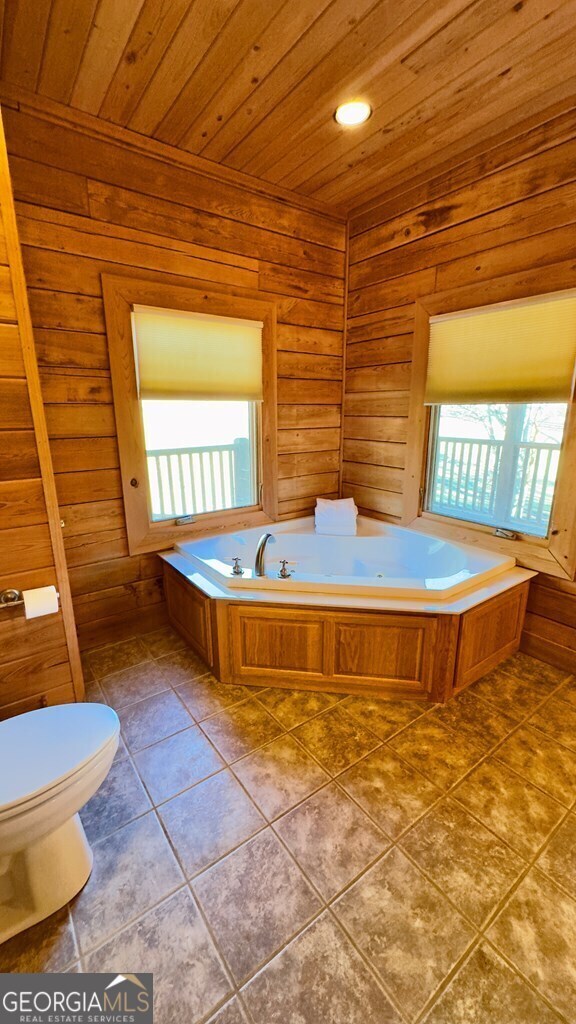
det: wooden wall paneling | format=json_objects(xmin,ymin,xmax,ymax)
[
  {"xmin": 0, "ymin": 106, "xmax": 82, "ymax": 714},
  {"xmin": 3, "ymin": 102, "xmax": 345, "ymax": 647},
  {"xmin": 345, "ymin": 105, "xmax": 576, "ymax": 665},
  {"xmin": 1, "ymin": 107, "xmax": 344, "ymax": 247},
  {"xmin": 521, "ymin": 576, "xmax": 576, "ymax": 671},
  {"xmin": 350, "ymin": 90, "xmax": 576, "ymax": 230}
]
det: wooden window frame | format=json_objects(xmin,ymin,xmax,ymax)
[
  {"xmin": 404, "ymin": 280, "xmax": 576, "ymax": 581},
  {"xmin": 102, "ymin": 273, "xmax": 278, "ymax": 555}
]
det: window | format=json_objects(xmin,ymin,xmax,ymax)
[
  {"xmin": 142, "ymin": 400, "xmax": 259, "ymax": 521},
  {"xmin": 426, "ymin": 402, "xmax": 567, "ymax": 537},
  {"xmin": 406, "ymin": 283, "xmax": 576, "ymax": 579},
  {"xmin": 103, "ymin": 276, "xmax": 277, "ymax": 554},
  {"xmin": 132, "ymin": 305, "xmax": 263, "ymax": 522},
  {"xmin": 422, "ymin": 292, "xmax": 576, "ymax": 541}
]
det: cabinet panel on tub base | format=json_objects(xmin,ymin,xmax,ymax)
[{"xmin": 163, "ymin": 564, "xmax": 530, "ymax": 703}]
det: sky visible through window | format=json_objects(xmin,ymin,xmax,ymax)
[
  {"xmin": 141, "ymin": 399, "xmax": 255, "ymax": 520},
  {"xmin": 141, "ymin": 399, "xmax": 250, "ymax": 450},
  {"xmin": 436, "ymin": 403, "xmax": 566, "ymax": 443}
]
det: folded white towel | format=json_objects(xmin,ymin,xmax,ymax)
[{"xmin": 315, "ymin": 497, "xmax": 358, "ymax": 535}]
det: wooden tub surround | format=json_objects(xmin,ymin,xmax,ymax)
[{"xmin": 162, "ymin": 557, "xmax": 533, "ymax": 704}]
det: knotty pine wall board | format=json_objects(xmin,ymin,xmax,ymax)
[
  {"xmin": 345, "ymin": 103, "xmax": 576, "ymax": 670},
  {"xmin": 0, "ymin": 115, "xmax": 81, "ymax": 715},
  {"xmin": 3, "ymin": 105, "xmax": 346, "ymax": 649}
]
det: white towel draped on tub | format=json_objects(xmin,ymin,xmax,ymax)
[{"xmin": 315, "ymin": 497, "xmax": 358, "ymax": 536}]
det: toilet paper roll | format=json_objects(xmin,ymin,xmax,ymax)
[{"xmin": 23, "ymin": 585, "xmax": 59, "ymax": 619}]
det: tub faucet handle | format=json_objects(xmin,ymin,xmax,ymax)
[
  {"xmin": 232, "ymin": 557, "xmax": 244, "ymax": 576},
  {"xmin": 278, "ymin": 559, "xmax": 292, "ymax": 579}
]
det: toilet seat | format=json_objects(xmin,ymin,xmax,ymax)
[{"xmin": 0, "ymin": 703, "xmax": 120, "ymax": 812}]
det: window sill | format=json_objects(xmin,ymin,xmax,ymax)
[
  {"xmin": 128, "ymin": 505, "xmax": 275, "ymax": 556},
  {"xmin": 408, "ymin": 510, "xmax": 570, "ymax": 579}
]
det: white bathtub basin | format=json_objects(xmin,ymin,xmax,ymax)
[{"xmin": 174, "ymin": 516, "xmax": 515, "ymax": 600}]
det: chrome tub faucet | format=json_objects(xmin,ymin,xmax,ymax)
[{"xmin": 255, "ymin": 532, "xmax": 273, "ymax": 576}]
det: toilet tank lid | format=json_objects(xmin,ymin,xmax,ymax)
[{"xmin": 0, "ymin": 703, "xmax": 120, "ymax": 808}]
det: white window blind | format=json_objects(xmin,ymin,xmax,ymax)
[
  {"xmin": 131, "ymin": 304, "xmax": 263, "ymax": 401},
  {"xmin": 425, "ymin": 291, "xmax": 576, "ymax": 404}
]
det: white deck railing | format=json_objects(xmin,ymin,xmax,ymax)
[
  {"xmin": 429, "ymin": 437, "xmax": 561, "ymax": 535},
  {"xmin": 146, "ymin": 438, "xmax": 252, "ymax": 519}
]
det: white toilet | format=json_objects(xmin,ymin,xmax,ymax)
[{"xmin": 0, "ymin": 702, "xmax": 119, "ymax": 944}]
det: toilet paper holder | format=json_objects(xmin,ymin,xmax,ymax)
[
  {"xmin": 0, "ymin": 587, "xmax": 61, "ymax": 612},
  {"xmin": 0, "ymin": 588, "xmax": 24, "ymax": 608}
]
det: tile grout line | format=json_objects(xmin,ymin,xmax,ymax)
[
  {"xmin": 411, "ymin": 787, "xmax": 576, "ymax": 1022},
  {"xmin": 79, "ymin": 639, "xmax": 575, "ymax": 1022}
]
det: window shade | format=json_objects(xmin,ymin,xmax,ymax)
[
  {"xmin": 132, "ymin": 305, "xmax": 263, "ymax": 401},
  {"xmin": 425, "ymin": 292, "xmax": 576, "ymax": 404}
]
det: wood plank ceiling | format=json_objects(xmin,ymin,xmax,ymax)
[{"xmin": 1, "ymin": 0, "xmax": 576, "ymax": 212}]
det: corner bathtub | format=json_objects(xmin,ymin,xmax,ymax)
[
  {"xmin": 163, "ymin": 516, "xmax": 535, "ymax": 704},
  {"xmin": 174, "ymin": 515, "xmax": 516, "ymax": 601}
]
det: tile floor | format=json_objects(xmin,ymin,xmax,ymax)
[{"xmin": 1, "ymin": 629, "xmax": 575, "ymax": 1024}]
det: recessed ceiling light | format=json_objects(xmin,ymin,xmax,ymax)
[{"xmin": 334, "ymin": 100, "xmax": 372, "ymax": 126}]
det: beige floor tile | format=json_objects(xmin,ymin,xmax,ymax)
[
  {"xmin": 389, "ymin": 716, "xmax": 484, "ymax": 790},
  {"xmin": 431, "ymin": 689, "xmax": 517, "ymax": 750},
  {"xmin": 488, "ymin": 868, "xmax": 576, "ymax": 1021},
  {"xmin": 469, "ymin": 669, "xmax": 552, "ymax": 720},
  {"xmin": 86, "ymin": 638, "xmax": 150, "ymax": 679},
  {"xmin": 83, "ymin": 678, "xmax": 106, "ymax": 703},
  {"xmin": 536, "ymin": 813, "xmax": 576, "ymax": 899},
  {"xmin": 155, "ymin": 647, "xmax": 213, "ymax": 686},
  {"xmin": 257, "ymin": 687, "xmax": 342, "ymax": 729},
  {"xmin": 134, "ymin": 726, "xmax": 225, "ymax": 804},
  {"xmin": 339, "ymin": 745, "xmax": 440, "ymax": 839},
  {"xmin": 529, "ymin": 696, "xmax": 576, "ymax": 752},
  {"xmin": 242, "ymin": 912, "xmax": 402, "ymax": 1024},
  {"xmin": 334, "ymin": 847, "xmax": 475, "ymax": 1020},
  {"xmin": 207, "ymin": 998, "xmax": 249, "ymax": 1024},
  {"xmin": 80, "ymin": 652, "xmax": 95, "ymax": 681},
  {"xmin": 71, "ymin": 812, "xmax": 183, "ymax": 953},
  {"xmin": 176, "ymin": 674, "xmax": 256, "ymax": 721},
  {"xmin": 118, "ymin": 689, "xmax": 193, "ymax": 752},
  {"xmin": 101, "ymin": 660, "xmax": 174, "ymax": 710},
  {"xmin": 422, "ymin": 943, "xmax": 564, "ymax": 1024},
  {"xmin": 0, "ymin": 906, "xmax": 77, "ymax": 972},
  {"xmin": 495, "ymin": 724, "xmax": 576, "ymax": 806},
  {"xmin": 293, "ymin": 706, "xmax": 380, "ymax": 776},
  {"xmin": 140, "ymin": 626, "xmax": 187, "ymax": 658},
  {"xmin": 342, "ymin": 694, "xmax": 427, "ymax": 739},
  {"xmin": 200, "ymin": 698, "xmax": 283, "ymax": 762},
  {"xmin": 194, "ymin": 829, "xmax": 321, "ymax": 983},
  {"xmin": 85, "ymin": 889, "xmax": 231, "ymax": 1024},
  {"xmin": 401, "ymin": 798, "xmax": 525, "ymax": 925},
  {"xmin": 232, "ymin": 733, "xmax": 329, "ymax": 819},
  {"xmin": 80, "ymin": 758, "xmax": 151, "ymax": 843},
  {"xmin": 555, "ymin": 675, "xmax": 576, "ymax": 708},
  {"xmin": 22, "ymin": 644, "xmax": 573, "ymax": 1023},
  {"xmin": 453, "ymin": 757, "xmax": 566, "ymax": 859},
  {"xmin": 159, "ymin": 769, "xmax": 265, "ymax": 876},
  {"xmin": 112, "ymin": 735, "xmax": 128, "ymax": 763},
  {"xmin": 275, "ymin": 782, "xmax": 389, "ymax": 899},
  {"xmin": 502, "ymin": 652, "xmax": 570, "ymax": 688}
]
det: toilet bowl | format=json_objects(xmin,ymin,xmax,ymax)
[{"xmin": 0, "ymin": 702, "xmax": 119, "ymax": 944}]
